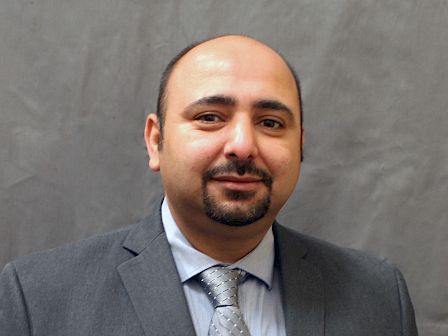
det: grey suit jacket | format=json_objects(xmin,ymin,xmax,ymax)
[{"xmin": 0, "ymin": 203, "xmax": 418, "ymax": 335}]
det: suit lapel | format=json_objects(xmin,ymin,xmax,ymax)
[
  {"xmin": 274, "ymin": 223, "xmax": 325, "ymax": 336},
  {"xmin": 117, "ymin": 205, "xmax": 196, "ymax": 336}
]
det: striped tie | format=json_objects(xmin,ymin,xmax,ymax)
[{"xmin": 197, "ymin": 266, "xmax": 251, "ymax": 336}]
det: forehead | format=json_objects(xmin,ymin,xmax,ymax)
[{"xmin": 167, "ymin": 38, "xmax": 300, "ymax": 112}]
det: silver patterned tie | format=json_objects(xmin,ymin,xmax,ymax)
[{"xmin": 197, "ymin": 266, "xmax": 251, "ymax": 336}]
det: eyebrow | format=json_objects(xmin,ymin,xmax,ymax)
[
  {"xmin": 253, "ymin": 99, "xmax": 293, "ymax": 117},
  {"xmin": 187, "ymin": 95, "xmax": 237, "ymax": 109}
]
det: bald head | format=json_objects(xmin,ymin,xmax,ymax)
[{"xmin": 156, "ymin": 35, "xmax": 303, "ymax": 134}]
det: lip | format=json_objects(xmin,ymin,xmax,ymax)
[
  {"xmin": 211, "ymin": 175, "xmax": 264, "ymax": 191},
  {"xmin": 212, "ymin": 175, "xmax": 263, "ymax": 183}
]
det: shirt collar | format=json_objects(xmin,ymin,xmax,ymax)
[{"xmin": 161, "ymin": 197, "xmax": 275, "ymax": 289}]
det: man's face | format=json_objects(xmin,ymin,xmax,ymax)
[{"xmin": 147, "ymin": 37, "xmax": 302, "ymax": 229}]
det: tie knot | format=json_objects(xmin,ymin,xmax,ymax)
[{"xmin": 197, "ymin": 266, "xmax": 245, "ymax": 308}]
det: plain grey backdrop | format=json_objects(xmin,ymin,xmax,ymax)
[{"xmin": 1, "ymin": 1, "xmax": 447, "ymax": 335}]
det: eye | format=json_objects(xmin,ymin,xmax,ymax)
[
  {"xmin": 260, "ymin": 118, "xmax": 283, "ymax": 129},
  {"xmin": 196, "ymin": 113, "xmax": 223, "ymax": 123}
]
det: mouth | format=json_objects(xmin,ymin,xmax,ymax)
[
  {"xmin": 212, "ymin": 175, "xmax": 263, "ymax": 183},
  {"xmin": 211, "ymin": 175, "xmax": 264, "ymax": 191},
  {"xmin": 202, "ymin": 161, "xmax": 273, "ymax": 194}
]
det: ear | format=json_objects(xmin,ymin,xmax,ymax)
[
  {"xmin": 144, "ymin": 113, "xmax": 161, "ymax": 172},
  {"xmin": 300, "ymin": 126, "xmax": 305, "ymax": 162}
]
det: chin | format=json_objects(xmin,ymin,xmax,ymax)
[{"xmin": 202, "ymin": 191, "xmax": 271, "ymax": 227}]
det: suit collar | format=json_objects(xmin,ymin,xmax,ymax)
[
  {"xmin": 118, "ymin": 201, "xmax": 196, "ymax": 336},
  {"xmin": 273, "ymin": 223, "xmax": 325, "ymax": 336},
  {"xmin": 121, "ymin": 201, "xmax": 163, "ymax": 255}
]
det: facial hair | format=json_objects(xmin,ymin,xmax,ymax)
[{"xmin": 201, "ymin": 161, "xmax": 273, "ymax": 227}]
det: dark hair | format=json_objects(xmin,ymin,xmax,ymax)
[
  {"xmin": 155, "ymin": 36, "xmax": 304, "ymax": 159},
  {"xmin": 156, "ymin": 41, "xmax": 202, "ymax": 135}
]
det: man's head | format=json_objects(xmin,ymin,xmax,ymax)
[{"xmin": 145, "ymin": 35, "xmax": 303, "ymax": 240}]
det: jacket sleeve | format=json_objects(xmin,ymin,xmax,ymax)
[
  {"xmin": 0, "ymin": 262, "xmax": 32, "ymax": 336},
  {"xmin": 395, "ymin": 268, "xmax": 419, "ymax": 336}
]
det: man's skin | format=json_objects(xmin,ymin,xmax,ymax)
[{"xmin": 144, "ymin": 35, "xmax": 304, "ymax": 263}]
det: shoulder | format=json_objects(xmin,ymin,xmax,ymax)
[
  {"xmin": 2, "ymin": 201, "xmax": 164, "ymax": 292},
  {"xmin": 274, "ymin": 223, "xmax": 417, "ymax": 334},
  {"xmin": 0, "ymin": 215, "xmax": 165, "ymax": 334},
  {"xmin": 3, "ymin": 223, "xmax": 138, "ymax": 293},
  {"xmin": 274, "ymin": 223, "xmax": 400, "ymax": 284}
]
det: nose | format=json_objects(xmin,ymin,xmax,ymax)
[{"xmin": 223, "ymin": 116, "xmax": 259, "ymax": 161}]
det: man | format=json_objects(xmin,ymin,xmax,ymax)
[{"xmin": 0, "ymin": 35, "xmax": 417, "ymax": 335}]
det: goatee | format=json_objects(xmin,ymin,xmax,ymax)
[{"xmin": 201, "ymin": 161, "xmax": 273, "ymax": 227}]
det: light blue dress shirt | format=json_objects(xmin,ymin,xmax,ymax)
[{"xmin": 161, "ymin": 198, "xmax": 286, "ymax": 336}]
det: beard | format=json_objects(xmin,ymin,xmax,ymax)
[{"xmin": 201, "ymin": 161, "xmax": 273, "ymax": 227}]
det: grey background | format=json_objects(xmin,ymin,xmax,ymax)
[{"xmin": 1, "ymin": 1, "xmax": 447, "ymax": 335}]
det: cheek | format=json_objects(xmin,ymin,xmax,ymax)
[
  {"xmin": 268, "ymin": 149, "xmax": 300, "ymax": 189},
  {"xmin": 265, "ymin": 146, "xmax": 299, "ymax": 174},
  {"xmin": 164, "ymin": 134, "xmax": 221, "ymax": 173},
  {"xmin": 279, "ymin": 161, "xmax": 299, "ymax": 185}
]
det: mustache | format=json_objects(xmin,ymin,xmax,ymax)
[{"xmin": 202, "ymin": 161, "xmax": 273, "ymax": 187}]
